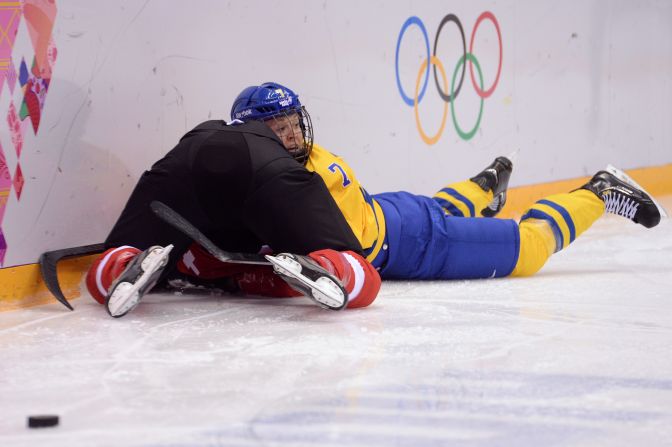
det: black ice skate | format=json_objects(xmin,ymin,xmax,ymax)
[
  {"xmin": 106, "ymin": 245, "xmax": 173, "ymax": 318},
  {"xmin": 580, "ymin": 165, "xmax": 668, "ymax": 228},
  {"xmin": 470, "ymin": 156, "xmax": 513, "ymax": 217},
  {"xmin": 265, "ymin": 253, "xmax": 348, "ymax": 311}
]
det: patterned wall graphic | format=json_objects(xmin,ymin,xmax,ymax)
[{"xmin": 0, "ymin": 0, "xmax": 57, "ymax": 266}]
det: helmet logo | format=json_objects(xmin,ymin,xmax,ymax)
[
  {"xmin": 267, "ymin": 88, "xmax": 285, "ymax": 99},
  {"xmin": 266, "ymin": 88, "xmax": 294, "ymax": 108},
  {"xmin": 235, "ymin": 109, "xmax": 253, "ymax": 119}
]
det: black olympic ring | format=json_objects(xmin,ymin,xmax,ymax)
[{"xmin": 433, "ymin": 14, "xmax": 466, "ymax": 103}]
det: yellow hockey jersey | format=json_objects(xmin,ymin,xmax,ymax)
[{"xmin": 305, "ymin": 144, "xmax": 387, "ymax": 263}]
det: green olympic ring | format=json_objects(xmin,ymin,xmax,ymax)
[{"xmin": 451, "ymin": 53, "xmax": 484, "ymax": 141}]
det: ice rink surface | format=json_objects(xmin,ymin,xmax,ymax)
[{"xmin": 1, "ymin": 215, "xmax": 672, "ymax": 446}]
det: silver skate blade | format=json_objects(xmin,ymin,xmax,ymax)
[
  {"xmin": 505, "ymin": 148, "xmax": 521, "ymax": 165},
  {"xmin": 605, "ymin": 165, "xmax": 669, "ymax": 218},
  {"xmin": 265, "ymin": 254, "xmax": 347, "ymax": 311},
  {"xmin": 108, "ymin": 245, "xmax": 174, "ymax": 317}
]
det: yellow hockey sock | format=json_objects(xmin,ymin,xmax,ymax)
[
  {"xmin": 433, "ymin": 180, "xmax": 493, "ymax": 217},
  {"xmin": 519, "ymin": 189, "xmax": 604, "ymax": 253},
  {"xmin": 512, "ymin": 190, "xmax": 604, "ymax": 276},
  {"xmin": 511, "ymin": 218, "xmax": 556, "ymax": 277}
]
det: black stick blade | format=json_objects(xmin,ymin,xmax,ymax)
[{"xmin": 39, "ymin": 243, "xmax": 106, "ymax": 310}]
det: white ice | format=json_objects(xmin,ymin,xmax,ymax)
[{"xmin": 1, "ymin": 215, "xmax": 672, "ymax": 446}]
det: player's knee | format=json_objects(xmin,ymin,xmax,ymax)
[{"xmin": 511, "ymin": 220, "xmax": 555, "ymax": 277}]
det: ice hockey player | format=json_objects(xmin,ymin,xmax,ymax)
[
  {"xmin": 173, "ymin": 82, "xmax": 665, "ymax": 286},
  {"xmin": 85, "ymin": 98, "xmax": 381, "ymax": 317}
]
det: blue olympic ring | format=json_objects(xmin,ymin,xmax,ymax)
[{"xmin": 395, "ymin": 16, "xmax": 430, "ymax": 107}]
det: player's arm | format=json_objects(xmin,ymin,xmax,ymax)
[{"xmin": 244, "ymin": 156, "xmax": 362, "ymax": 254}]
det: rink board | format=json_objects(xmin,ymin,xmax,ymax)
[{"xmin": 1, "ymin": 163, "xmax": 671, "ymax": 312}]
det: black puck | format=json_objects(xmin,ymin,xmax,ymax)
[{"xmin": 27, "ymin": 415, "xmax": 59, "ymax": 428}]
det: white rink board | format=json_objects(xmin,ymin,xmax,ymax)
[
  {"xmin": 0, "ymin": 0, "xmax": 671, "ymax": 266},
  {"xmin": 1, "ymin": 216, "xmax": 671, "ymax": 446}
]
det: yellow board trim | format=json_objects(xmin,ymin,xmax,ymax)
[
  {"xmin": 498, "ymin": 163, "xmax": 672, "ymax": 220},
  {"xmin": 1, "ymin": 163, "xmax": 671, "ymax": 312},
  {"xmin": 0, "ymin": 255, "xmax": 98, "ymax": 312}
]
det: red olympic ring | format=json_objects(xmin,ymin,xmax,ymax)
[{"xmin": 468, "ymin": 11, "xmax": 502, "ymax": 98}]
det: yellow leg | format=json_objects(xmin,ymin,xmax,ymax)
[
  {"xmin": 433, "ymin": 180, "xmax": 493, "ymax": 217},
  {"xmin": 511, "ymin": 219, "xmax": 556, "ymax": 277},
  {"xmin": 512, "ymin": 189, "xmax": 605, "ymax": 277}
]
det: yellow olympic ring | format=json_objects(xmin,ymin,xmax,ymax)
[{"xmin": 414, "ymin": 55, "xmax": 448, "ymax": 146}]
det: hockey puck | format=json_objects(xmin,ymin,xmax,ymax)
[{"xmin": 27, "ymin": 415, "xmax": 59, "ymax": 428}]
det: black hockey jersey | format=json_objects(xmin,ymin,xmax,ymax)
[{"xmin": 105, "ymin": 120, "xmax": 362, "ymax": 275}]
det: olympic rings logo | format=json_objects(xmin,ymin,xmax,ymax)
[{"xmin": 394, "ymin": 12, "xmax": 503, "ymax": 144}]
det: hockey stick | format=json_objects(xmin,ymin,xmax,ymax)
[
  {"xmin": 149, "ymin": 201, "xmax": 269, "ymax": 265},
  {"xmin": 150, "ymin": 201, "xmax": 348, "ymax": 310},
  {"xmin": 39, "ymin": 243, "xmax": 106, "ymax": 310}
]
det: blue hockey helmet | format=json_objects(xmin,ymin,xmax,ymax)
[{"xmin": 230, "ymin": 82, "xmax": 314, "ymax": 164}]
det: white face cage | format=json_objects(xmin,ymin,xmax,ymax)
[{"xmin": 263, "ymin": 106, "xmax": 314, "ymax": 165}]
